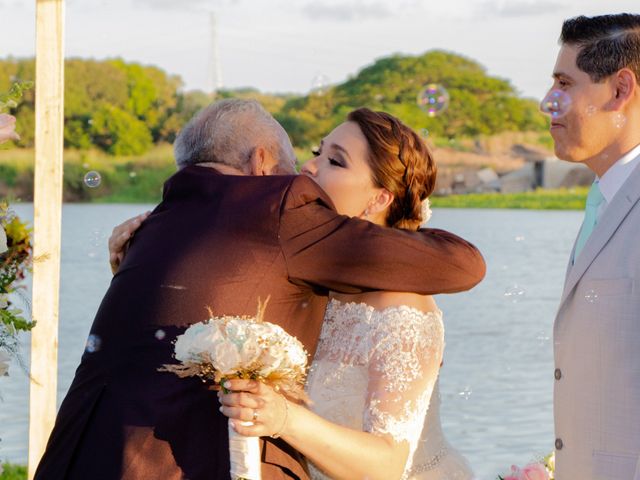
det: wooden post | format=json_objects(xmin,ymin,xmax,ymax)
[{"xmin": 28, "ymin": 0, "xmax": 65, "ymax": 478}]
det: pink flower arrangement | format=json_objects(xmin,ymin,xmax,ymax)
[
  {"xmin": 499, "ymin": 462, "xmax": 550, "ymax": 480},
  {"xmin": 0, "ymin": 114, "xmax": 19, "ymax": 144}
]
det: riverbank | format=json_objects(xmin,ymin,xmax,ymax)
[
  {"xmin": 431, "ymin": 187, "xmax": 587, "ymax": 210},
  {"xmin": 0, "ymin": 144, "xmax": 176, "ymax": 203},
  {"xmin": 1, "ymin": 144, "xmax": 587, "ymax": 210}
]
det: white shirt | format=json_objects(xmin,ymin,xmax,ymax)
[{"xmin": 596, "ymin": 143, "xmax": 640, "ymax": 221}]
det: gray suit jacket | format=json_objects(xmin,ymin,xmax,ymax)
[{"xmin": 554, "ymin": 156, "xmax": 640, "ymax": 480}]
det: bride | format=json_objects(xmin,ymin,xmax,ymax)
[{"xmin": 219, "ymin": 108, "xmax": 474, "ymax": 480}]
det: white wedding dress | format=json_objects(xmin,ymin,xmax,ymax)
[{"xmin": 305, "ymin": 298, "xmax": 474, "ymax": 480}]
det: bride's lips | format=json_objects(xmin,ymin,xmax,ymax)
[{"xmin": 550, "ymin": 121, "xmax": 565, "ymax": 130}]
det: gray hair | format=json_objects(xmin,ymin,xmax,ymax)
[{"xmin": 174, "ymin": 98, "xmax": 295, "ymax": 171}]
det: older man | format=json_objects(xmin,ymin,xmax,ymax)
[{"xmin": 35, "ymin": 99, "xmax": 485, "ymax": 480}]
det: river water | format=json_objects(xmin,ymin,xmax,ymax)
[{"xmin": 0, "ymin": 204, "xmax": 582, "ymax": 478}]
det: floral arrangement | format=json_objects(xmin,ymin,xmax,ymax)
[
  {"xmin": 0, "ymin": 80, "xmax": 33, "ymax": 146},
  {"xmin": 0, "ymin": 201, "xmax": 35, "ymax": 378},
  {"xmin": 161, "ymin": 299, "xmax": 309, "ymax": 480},
  {"xmin": 498, "ymin": 453, "xmax": 554, "ymax": 480},
  {"xmin": 0, "ymin": 81, "xmax": 35, "ymax": 380},
  {"xmin": 0, "ymin": 80, "xmax": 33, "ymax": 113}
]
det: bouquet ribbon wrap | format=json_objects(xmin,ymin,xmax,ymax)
[{"xmin": 229, "ymin": 419, "xmax": 261, "ymax": 480}]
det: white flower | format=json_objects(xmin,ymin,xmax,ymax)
[
  {"xmin": 225, "ymin": 319, "xmax": 251, "ymax": 346},
  {"xmin": 421, "ymin": 198, "xmax": 432, "ymax": 225},
  {"xmin": 286, "ymin": 340, "xmax": 308, "ymax": 368},
  {"xmin": 0, "ymin": 349, "xmax": 11, "ymax": 376},
  {"xmin": 258, "ymin": 344, "xmax": 286, "ymax": 376},
  {"xmin": 238, "ymin": 333, "xmax": 261, "ymax": 366},
  {"xmin": 211, "ymin": 341, "xmax": 241, "ymax": 375},
  {"xmin": 0, "ymin": 294, "xmax": 8, "ymax": 309},
  {"xmin": 174, "ymin": 322, "xmax": 223, "ymax": 362},
  {"xmin": 0, "ymin": 224, "xmax": 7, "ymax": 254}
]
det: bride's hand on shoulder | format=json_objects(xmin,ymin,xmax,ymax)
[
  {"xmin": 217, "ymin": 379, "xmax": 290, "ymax": 438},
  {"xmin": 108, "ymin": 211, "xmax": 150, "ymax": 274}
]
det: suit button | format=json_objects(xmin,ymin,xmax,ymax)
[
  {"xmin": 555, "ymin": 438, "xmax": 563, "ymax": 450},
  {"xmin": 554, "ymin": 368, "xmax": 562, "ymax": 380}
]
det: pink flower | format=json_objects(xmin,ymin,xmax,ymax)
[
  {"xmin": 521, "ymin": 463, "xmax": 550, "ymax": 480},
  {"xmin": 0, "ymin": 114, "xmax": 20, "ymax": 144},
  {"xmin": 502, "ymin": 465, "xmax": 522, "ymax": 480},
  {"xmin": 502, "ymin": 463, "xmax": 550, "ymax": 480}
]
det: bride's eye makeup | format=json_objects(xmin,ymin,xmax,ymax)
[{"xmin": 328, "ymin": 156, "xmax": 345, "ymax": 167}]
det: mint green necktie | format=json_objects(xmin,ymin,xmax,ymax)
[{"xmin": 574, "ymin": 181, "xmax": 604, "ymax": 259}]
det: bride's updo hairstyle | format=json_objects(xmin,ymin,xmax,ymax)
[{"xmin": 347, "ymin": 108, "xmax": 437, "ymax": 231}]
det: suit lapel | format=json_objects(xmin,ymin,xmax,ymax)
[{"xmin": 559, "ymin": 161, "xmax": 640, "ymax": 307}]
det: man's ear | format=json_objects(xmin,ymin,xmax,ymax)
[
  {"xmin": 367, "ymin": 188, "xmax": 394, "ymax": 216},
  {"xmin": 248, "ymin": 146, "xmax": 278, "ymax": 176},
  {"xmin": 247, "ymin": 147, "xmax": 266, "ymax": 176},
  {"xmin": 611, "ymin": 68, "xmax": 637, "ymax": 109}
]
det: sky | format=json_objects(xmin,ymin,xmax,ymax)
[{"xmin": 0, "ymin": 0, "xmax": 639, "ymax": 102}]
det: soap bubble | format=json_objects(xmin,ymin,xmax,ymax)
[
  {"xmin": 311, "ymin": 73, "xmax": 331, "ymax": 96},
  {"xmin": 86, "ymin": 229, "xmax": 104, "ymax": 259},
  {"xmin": 584, "ymin": 289, "xmax": 598, "ymax": 303},
  {"xmin": 504, "ymin": 284, "xmax": 526, "ymax": 302},
  {"xmin": 458, "ymin": 386, "xmax": 472, "ymax": 400},
  {"xmin": 85, "ymin": 334, "xmax": 102, "ymax": 353},
  {"xmin": 417, "ymin": 84, "xmax": 449, "ymax": 117},
  {"xmin": 540, "ymin": 89, "xmax": 572, "ymax": 118},
  {"xmin": 613, "ymin": 113, "xmax": 626, "ymax": 129},
  {"xmin": 84, "ymin": 171, "xmax": 101, "ymax": 188},
  {"xmin": 536, "ymin": 331, "xmax": 550, "ymax": 345},
  {"xmin": 155, "ymin": 329, "xmax": 166, "ymax": 340}
]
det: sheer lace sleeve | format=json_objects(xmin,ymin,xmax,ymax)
[{"xmin": 363, "ymin": 307, "xmax": 444, "ymax": 453}]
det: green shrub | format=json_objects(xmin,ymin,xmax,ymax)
[{"xmin": 0, "ymin": 463, "xmax": 27, "ymax": 480}]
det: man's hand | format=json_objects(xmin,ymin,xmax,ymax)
[{"xmin": 108, "ymin": 212, "xmax": 150, "ymax": 274}]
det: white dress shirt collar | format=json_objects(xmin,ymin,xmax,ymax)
[{"xmin": 598, "ymin": 143, "xmax": 640, "ymax": 204}]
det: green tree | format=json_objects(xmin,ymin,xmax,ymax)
[
  {"xmin": 90, "ymin": 105, "xmax": 152, "ymax": 155},
  {"xmin": 0, "ymin": 50, "xmax": 549, "ymax": 154}
]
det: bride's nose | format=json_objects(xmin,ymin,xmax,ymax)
[{"xmin": 301, "ymin": 157, "xmax": 318, "ymax": 176}]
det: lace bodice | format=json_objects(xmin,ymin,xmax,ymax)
[{"xmin": 306, "ymin": 298, "xmax": 445, "ymax": 480}]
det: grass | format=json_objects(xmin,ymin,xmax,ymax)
[
  {"xmin": 0, "ymin": 143, "xmax": 177, "ymax": 203},
  {"xmin": 431, "ymin": 187, "xmax": 588, "ymax": 210},
  {"xmin": 0, "ymin": 463, "xmax": 27, "ymax": 480}
]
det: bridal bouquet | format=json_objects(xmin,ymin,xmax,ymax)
[
  {"xmin": 498, "ymin": 453, "xmax": 554, "ymax": 480},
  {"xmin": 160, "ymin": 299, "xmax": 309, "ymax": 480}
]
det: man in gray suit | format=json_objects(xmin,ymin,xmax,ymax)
[{"xmin": 547, "ymin": 13, "xmax": 640, "ymax": 480}]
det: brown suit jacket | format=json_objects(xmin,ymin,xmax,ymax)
[{"xmin": 34, "ymin": 166, "xmax": 485, "ymax": 480}]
